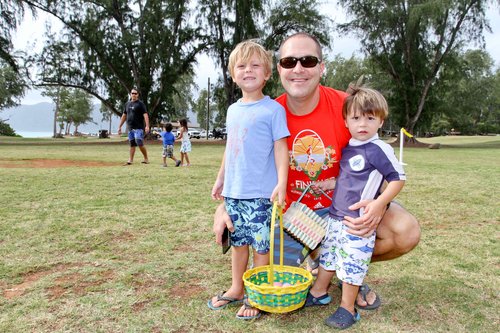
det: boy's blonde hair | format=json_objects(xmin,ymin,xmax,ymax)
[
  {"xmin": 343, "ymin": 81, "xmax": 389, "ymax": 120},
  {"xmin": 228, "ymin": 40, "xmax": 273, "ymax": 78}
]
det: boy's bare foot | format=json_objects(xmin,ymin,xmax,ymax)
[
  {"xmin": 236, "ymin": 300, "xmax": 261, "ymax": 320},
  {"xmin": 207, "ymin": 291, "xmax": 244, "ymax": 310}
]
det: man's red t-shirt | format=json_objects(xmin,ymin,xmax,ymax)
[{"xmin": 276, "ymin": 85, "xmax": 351, "ymax": 210}]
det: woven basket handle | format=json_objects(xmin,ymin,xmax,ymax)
[{"xmin": 268, "ymin": 202, "xmax": 283, "ymax": 285}]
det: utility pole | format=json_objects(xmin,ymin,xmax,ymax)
[{"xmin": 207, "ymin": 77, "xmax": 210, "ymax": 140}]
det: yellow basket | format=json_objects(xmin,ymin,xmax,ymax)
[{"xmin": 242, "ymin": 203, "xmax": 313, "ymax": 313}]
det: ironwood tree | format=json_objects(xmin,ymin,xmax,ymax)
[
  {"xmin": 196, "ymin": 0, "xmax": 331, "ymax": 124},
  {"xmin": 23, "ymin": 0, "xmax": 206, "ymax": 125},
  {"xmin": 338, "ymin": 0, "xmax": 492, "ymax": 134}
]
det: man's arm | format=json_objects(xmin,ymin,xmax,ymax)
[
  {"xmin": 143, "ymin": 112, "xmax": 150, "ymax": 133},
  {"xmin": 117, "ymin": 114, "xmax": 126, "ymax": 135}
]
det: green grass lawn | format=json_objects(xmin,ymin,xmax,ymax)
[{"xmin": 0, "ymin": 136, "xmax": 498, "ymax": 332}]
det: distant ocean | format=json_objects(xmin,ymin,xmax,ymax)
[{"xmin": 16, "ymin": 131, "xmax": 54, "ymax": 138}]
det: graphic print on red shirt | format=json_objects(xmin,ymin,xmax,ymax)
[{"xmin": 276, "ymin": 86, "xmax": 351, "ymax": 210}]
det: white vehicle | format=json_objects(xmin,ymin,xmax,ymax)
[
  {"xmin": 188, "ymin": 128, "xmax": 201, "ymax": 139},
  {"xmin": 200, "ymin": 129, "xmax": 213, "ymax": 138}
]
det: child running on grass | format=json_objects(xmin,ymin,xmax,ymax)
[
  {"xmin": 159, "ymin": 123, "xmax": 181, "ymax": 167},
  {"xmin": 177, "ymin": 118, "xmax": 191, "ymax": 166},
  {"xmin": 207, "ymin": 40, "xmax": 289, "ymax": 320},
  {"xmin": 305, "ymin": 82, "xmax": 406, "ymax": 329}
]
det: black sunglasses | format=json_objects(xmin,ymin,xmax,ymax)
[
  {"xmin": 131, "ymin": 92, "xmax": 138, "ymax": 95},
  {"xmin": 279, "ymin": 56, "xmax": 321, "ymax": 69}
]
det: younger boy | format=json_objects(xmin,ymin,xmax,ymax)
[
  {"xmin": 159, "ymin": 123, "xmax": 181, "ymax": 167},
  {"xmin": 305, "ymin": 83, "xmax": 406, "ymax": 329},
  {"xmin": 207, "ymin": 40, "xmax": 289, "ymax": 320}
]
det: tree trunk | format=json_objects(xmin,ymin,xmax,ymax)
[{"xmin": 52, "ymin": 88, "xmax": 60, "ymax": 138}]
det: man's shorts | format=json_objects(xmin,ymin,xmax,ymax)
[
  {"xmin": 162, "ymin": 145, "xmax": 174, "ymax": 158},
  {"xmin": 128, "ymin": 129, "xmax": 145, "ymax": 147},
  {"xmin": 224, "ymin": 197, "xmax": 272, "ymax": 254},
  {"xmin": 319, "ymin": 216, "xmax": 376, "ymax": 286}
]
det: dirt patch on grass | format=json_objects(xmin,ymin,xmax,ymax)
[
  {"xmin": 3, "ymin": 263, "xmax": 83, "ymax": 299},
  {"xmin": 46, "ymin": 269, "xmax": 115, "ymax": 300},
  {"xmin": 169, "ymin": 280, "xmax": 205, "ymax": 299},
  {"xmin": 3, "ymin": 271, "xmax": 53, "ymax": 299},
  {"xmin": 2, "ymin": 263, "xmax": 115, "ymax": 300},
  {"xmin": 0, "ymin": 158, "xmax": 119, "ymax": 168}
]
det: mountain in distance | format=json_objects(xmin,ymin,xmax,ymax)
[
  {"xmin": 2, "ymin": 103, "xmax": 120, "ymax": 134},
  {"xmin": 2, "ymin": 103, "xmax": 199, "ymax": 135}
]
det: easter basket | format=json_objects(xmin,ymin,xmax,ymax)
[
  {"xmin": 242, "ymin": 203, "xmax": 313, "ymax": 313},
  {"xmin": 282, "ymin": 184, "xmax": 331, "ymax": 250}
]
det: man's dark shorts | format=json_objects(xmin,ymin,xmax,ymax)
[{"xmin": 128, "ymin": 129, "xmax": 145, "ymax": 147}]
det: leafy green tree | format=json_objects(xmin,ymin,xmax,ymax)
[
  {"xmin": 434, "ymin": 49, "xmax": 498, "ymax": 134},
  {"xmin": 197, "ymin": 0, "xmax": 331, "ymax": 125},
  {"xmin": 99, "ymin": 102, "xmax": 113, "ymax": 134},
  {"xmin": 62, "ymin": 88, "xmax": 94, "ymax": 135},
  {"xmin": 196, "ymin": 0, "xmax": 265, "ymax": 114},
  {"xmin": 41, "ymin": 86, "xmax": 68, "ymax": 137},
  {"xmin": 193, "ymin": 88, "xmax": 217, "ymax": 131},
  {"xmin": 0, "ymin": 120, "xmax": 17, "ymax": 136},
  {"xmin": 0, "ymin": 60, "xmax": 26, "ymax": 109},
  {"xmin": 338, "ymin": 0, "xmax": 491, "ymax": 134},
  {"xmin": 322, "ymin": 55, "xmax": 369, "ymax": 91},
  {"xmin": 25, "ymin": 0, "xmax": 205, "ymax": 125},
  {"xmin": 168, "ymin": 73, "xmax": 197, "ymax": 124},
  {"xmin": 43, "ymin": 86, "xmax": 94, "ymax": 136},
  {"xmin": 0, "ymin": 0, "xmax": 35, "ymax": 71},
  {"xmin": 0, "ymin": 62, "xmax": 20, "ymax": 136}
]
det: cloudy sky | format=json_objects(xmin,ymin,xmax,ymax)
[{"xmin": 13, "ymin": 3, "xmax": 500, "ymax": 105}]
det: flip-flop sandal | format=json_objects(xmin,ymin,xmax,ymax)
[
  {"xmin": 141, "ymin": 161, "xmax": 150, "ymax": 164},
  {"xmin": 235, "ymin": 298, "xmax": 262, "ymax": 320},
  {"xmin": 304, "ymin": 291, "xmax": 331, "ymax": 307},
  {"xmin": 357, "ymin": 284, "xmax": 381, "ymax": 310},
  {"xmin": 207, "ymin": 291, "xmax": 243, "ymax": 310},
  {"xmin": 337, "ymin": 281, "xmax": 381, "ymax": 310},
  {"xmin": 123, "ymin": 162, "xmax": 132, "ymax": 166},
  {"xmin": 325, "ymin": 306, "xmax": 360, "ymax": 329}
]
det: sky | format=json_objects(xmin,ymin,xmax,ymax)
[{"xmin": 12, "ymin": 3, "xmax": 500, "ymax": 105}]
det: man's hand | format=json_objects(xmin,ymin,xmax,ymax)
[
  {"xmin": 118, "ymin": 128, "xmax": 122, "ymax": 135},
  {"xmin": 145, "ymin": 126, "xmax": 150, "ymax": 134},
  {"xmin": 343, "ymin": 199, "xmax": 387, "ymax": 237},
  {"xmin": 213, "ymin": 204, "xmax": 234, "ymax": 245}
]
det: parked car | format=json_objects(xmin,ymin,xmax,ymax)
[
  {"xmin": 200, "ymin": 129, "xmax": 213, "ymax": 139},
  {"xmin": 188, "ymin": 128, "xmax": 201, "ymax": 139}
]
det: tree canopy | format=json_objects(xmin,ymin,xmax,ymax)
[
  {"xmin": 4, "ymin": 0, "xmax": 498, "ymax": 134},
  {"xmin": 338, "ymin": 0, "xmax": 492, "ymax": 133},
  {"xmin": 196, "ymin": 0, "xmax": 331, "ymax": 125},
  {"xmin": 0, "ymin": 60, "xmax": 26, "ymax": 109},
  {"xmin": 0, "ymin": 0, "xmax": 36, "ymax": 71},
  {"xmin": 24, "ymin": 0, "xmax": 206, "ymax": 125}
]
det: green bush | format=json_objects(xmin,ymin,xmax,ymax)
[{"xmin": 0, "ymin": 120, "xmax": 18, "ymax": 136}]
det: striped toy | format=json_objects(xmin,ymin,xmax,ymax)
[{"xmin": 283, "ymin": 185, "xmax": 331, "ymax": 249}]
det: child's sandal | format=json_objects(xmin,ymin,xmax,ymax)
[{"xmin": 324, "ymin": 306, "xmax": 360, "ymax": 329}]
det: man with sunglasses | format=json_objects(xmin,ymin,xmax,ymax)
[
  {"xmin": 118, "ymin": 88, "xmax": 150, "ymax": 165},
  {"xmin": 213, "ymin": 32, "xmax": 420, "ymax": 314}
]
